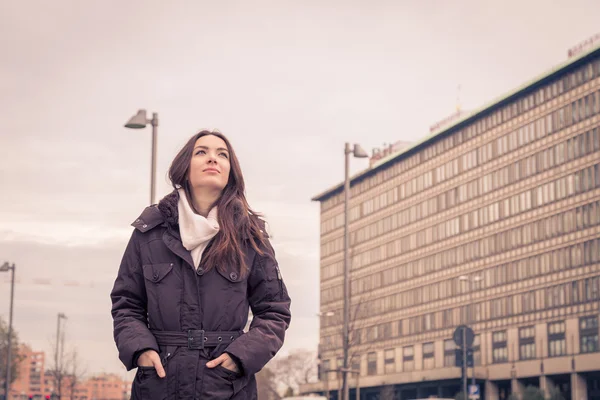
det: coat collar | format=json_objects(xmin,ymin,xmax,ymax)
[{"xmin": 130, "ymin": 190, "xmax": 177, "ymax": 233}]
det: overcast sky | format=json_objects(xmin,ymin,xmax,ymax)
[{"xmin": 1, "ymin": 0, "xmax": 599, "ymax": 379}]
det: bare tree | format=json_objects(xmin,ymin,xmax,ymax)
[
  {"xmin": 0, "ymin": 316, "xmax": 24, "ymax": 394},
  {"xmin": 48, "ymin": 326, "xmax": 68, "ymax": 400},
  {"xmin": 67, "ymin": 349, "xmax": 87, "ymax": 400},
  {"xmin": 347, "ymin": 289, "xmax": 386, "ymax": 368},
  {"xmin": 256, "ymin": 366, "xmax": 282, "ymax": 400},
  {"xmin": 48, "ymin": 320, "xmax": 86, "ymax": 400},
  {"xmin": 320, "ymin": 289, "xmax": 385, "ymax": 399},
  {"xmin": 270, "ymin": 349, "xmax": 318, "ymax": 395}
]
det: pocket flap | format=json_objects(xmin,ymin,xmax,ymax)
[
  {"xmin": 216, "ymin": 266, "xmax": 244, "ymax": 283},
  {"xmin": 142, "ymin": 263, "xmax": 174, "ymax": 283}
]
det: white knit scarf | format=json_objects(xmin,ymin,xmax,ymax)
[{"xmin": 177, "ymin": 188, "xmax": 220, "ymax": 270}]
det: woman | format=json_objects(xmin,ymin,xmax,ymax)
[{"xmin": 110, "ymin": 131, "xmax": 292, "ymax": 399}]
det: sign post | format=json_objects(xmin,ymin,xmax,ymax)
[{"xmin": 453, "ymin": 325, "xmax": 475, "ymax": 399}]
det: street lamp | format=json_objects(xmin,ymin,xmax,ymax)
[
  {"xmin": 342, "ymin": 143, "xmax": 368, "ymax": 400},
  {"xmin": 1, "ymin": 262, "xmax": 15, "ymax": 399},
  {"xmin": 459, "ymin": 275, "xmax": 482, "ymax": 397},
  {"xmin": 54, "ymin": 313, "xmax": 67, "ymax": 400},
  {"xmin": 124, "ymin": 109, "xmax": 159, "ymax": 205}
]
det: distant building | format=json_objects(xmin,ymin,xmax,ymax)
[
  {"xmin": 304, "ymin": 43, "xmax": 600, "ymax": 400},
  {"xmin": 8, "ymin": 345, "xmax": 130, "ymax": 400},
  {"xmin": 9, "ymin": 344, "xmax": 45, "ymax": 399},
  {"xmin": 83, "ymin": 374, "xmax": 130, "ymax": 400}
]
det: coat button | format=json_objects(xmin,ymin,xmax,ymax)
[
  {"xmin": 153, "ymin": 273, "xmax": 159, "ymax": 281},
  {"xmin": 142, "ymin": 224, "xmax": 148, "ymax": 228},
  {"xmin": 229, "ymin": 272, "xmax": 238, "ymax": 280},
  {"xmin": 197, "ymin": 267, "xmax": 204, "ymax": 276}
]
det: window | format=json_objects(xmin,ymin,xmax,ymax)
[
  {"xmin": 321, "ymin": 359, "xmax": 330, "ymax": 381},
  {"xmin": 473, "ymin": 334, "xmax": 481, "ymax": 366},
  {"xmin": 423, "ymin": 342, "xmax": 435, "ymax": 370},
  {"xmin": 442, "ymin": 309, "xmax": 453, "ymax": 328},
  {"xmin": 367, "ymin": 352, "xmax": 377, "ymax": 375},
  {"xmin": 580, "ymin": 316, "xmax": 599, "ymax": 354},
  {"xmin": 522, "ymin": 291, "xmax": 536, "ymax": 313},
  {"xmin": 384, "ymin": 349, "xmax": 395, "ymax": 373},
  {"xmin": 444, "ymin": 339, "xmax": 456, "ymax": 367},
  {"xmin": 492, "ymin": 330, "xmax": 508, "ymax": 363},
  {"xmin": 403, "ymin": 346, "xmax": 414, "ymax": 372},
  {"xmin": 351, "ymin": 355, "xmax": 361, "ymax": 376},
  {"xmin": 548, "ymin": 321, "xmax": 566, "ymax": 357},
  {"xmin": 519, "ymin": 326, "xmax": 536, "ymax": 360}
]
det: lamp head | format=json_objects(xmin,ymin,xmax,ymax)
[{"xmin": 124, "ymin": 109, "xmax": 149, "ymax": 129}]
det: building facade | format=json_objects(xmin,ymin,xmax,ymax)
[
  {"xmin": 8, "ymin": 346, "xmax": 130, "ymax": 400},
  {"xmin": 304, "ymin": 45, "xmax": 600, "ymax": 400},
  {"xmin": 9, "ymin": 344, "xmax": 45, "ymax": 399}
]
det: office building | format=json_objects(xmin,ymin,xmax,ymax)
[{"xmin": 303, "ymin": 43, "xmax": 600, "ymax": 400}]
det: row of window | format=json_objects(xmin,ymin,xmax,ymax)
[
  {"xmin": 323, "ymin": 167, "xmax": 600, "ymax": 301},
  {"xmin": 321, "ymin": 58, "xmax": 600, "ymax": 212},
  {"xmin": 320, "ymin": 316, "xmax": 599, "ymax": 379},
  {"xmin": 325, "ymin": 166, "xmax": 598, "ymax": 291},
  {"xmin": 322, "ymin": 233, "xmax": 600, "ymax": 310},
  {"xmin": 323, "ymin": 175, "xmax": 600, "ymax": 288},
  {"xmin": 341, "ymin": 126, "xmax": 600, "ymax": 252},
  {"xmin": 321, "ymin": 115, "xmax": 600, "ymax": 257},
  {"xmin": 321, "ymin": 273, "xmax": 600, "ymax": 351},
  {"xmin": 322, "ymin": 86, "xmax": 600, "ymax": 238},
  {"xmin": 497, "ymin": 317, "xmax": 599, "ymax": 363},
  {"xmin": 323, "ymin": 176, "xmax": 599, "ymax": 283}
]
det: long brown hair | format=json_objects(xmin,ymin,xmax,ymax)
[{"xmin": 168, "ymin": 130, "xmax": 267, "ymax": 276}]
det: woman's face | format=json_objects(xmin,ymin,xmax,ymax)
[{"xmin": 188, "ymin": 134, "xmax": 231, "ymax": 194}]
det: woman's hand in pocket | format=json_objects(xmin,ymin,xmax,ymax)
[
  {"xmin": 137, "ymin": 350, "xmax": 166, "ymax": 378},
  {"xmin": 206, "ymin": 353, "xmax": 240, "ymax": 374}
]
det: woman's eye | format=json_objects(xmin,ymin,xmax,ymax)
[
  {"xmin": 195, "ymin": 150, "xmax": 206, "ymax": 155},
  {"xmin": 219, "ymin": 152, "xmax": 229, "ymax": 159}
]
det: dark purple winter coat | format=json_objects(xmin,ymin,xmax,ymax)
[{"xmin": 110, "ymin": 191, "xmax": 291, "ymax": 399}]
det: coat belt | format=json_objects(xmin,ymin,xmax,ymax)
[{"xmin": 151, "ymin": 329, "xmax": 241, "ymax": 350}]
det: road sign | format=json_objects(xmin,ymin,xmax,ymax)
[
  {"xmin": 468, "ymin": 384, "xmax": 480, "ymax": 400},
  {"xmin": 453, "ymin": 325, "xmax": 475, "ymax": 347}
]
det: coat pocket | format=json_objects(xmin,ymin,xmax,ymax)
[
  {"xmin": 142, "ymin": 263, "xmax": 176, "ymax": 323},
  {"xmin": 215, "ymin": 266, "xmax": 247, "ymax": 296},
  {"xmin": 132, "ymin": 366, "xmax": 167, "ymax": 400},
  {"xmin": 201, "ymin": 365, "xmax": 236, "ymax": 399}
]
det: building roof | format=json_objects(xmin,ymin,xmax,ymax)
[{"xmin": 311, "ymin": 43, "xmax": 600, "ymax": 203}]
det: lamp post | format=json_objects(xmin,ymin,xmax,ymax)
[
  {"xmin": 124, "ymin": 109, "xmax": 159, "ymax": 205},
  {"xmin": 459, "ymin": 275, "xmax": 482, "ymax": 398},
  {"xmin": 342, "ymin": 143, "xmax": 368, "ymax": 400},
  {"xmin": 54, "ymin": 313, "xmax": 67, "ymax": 400},
  {"xmin": 1, "ymin": 262, "xmax": 15, "ymax": 399}
]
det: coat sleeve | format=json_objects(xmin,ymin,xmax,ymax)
[
  {"xmin": 224, "ymin": 239, "xmax": 292, "ymax": 376},
  {"xmin": 110, "ymin": 230, "xmax": 159, "ymax": 371}
]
